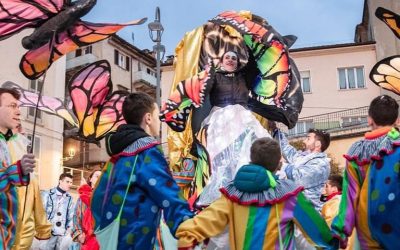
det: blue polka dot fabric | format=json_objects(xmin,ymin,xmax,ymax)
[{"xmin": 92, "ymin": 138, "xmax": 193, "ymax": 249}]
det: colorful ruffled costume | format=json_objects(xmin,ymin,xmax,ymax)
[
  {"xmin": 176, "ymin": 164, "xmax": 337, "ymax": 250},
  {"xmin": 91, "ymin": 124, "xmax": 193, "ymax": 250},
  {"xmin": 0, "ymin": 131, "xmax": 30, "ymax": 250},
  {"xmin": 8, "ymin": 133, "xmax": 51, "ymax": 250},
  {"xmin": 332, "ymin": 127, "xmax": 400, "ymax": 249}
]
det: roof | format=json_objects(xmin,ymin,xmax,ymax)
[{"xmin": 110, "ymin": 35, "xmax": 156, "ymax": 66}]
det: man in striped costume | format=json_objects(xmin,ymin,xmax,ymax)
[
  {"xmin": 332, "ymin": 95, "xmax": 400, "ymax": 249},
  {"xmin": 0, "ymin": 87, "xmax": 36, "ymax": 250},
  {"xmin": 176, "ymin": 137, "xmax": 337, "ymax": 250}
]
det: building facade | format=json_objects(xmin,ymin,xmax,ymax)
[
  {"xmin": 0, "ymin": 30, "xmax": 66, "ymax": 190},
  {"xmin": 63, "ymin": 35, "xmax": 157, "ymax": 188}
]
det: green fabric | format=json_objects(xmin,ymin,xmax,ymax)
[
  {"xmin": 388, "ymin": 127, "xmax": 400, "ymax": 140},
  {"xmin": 243, "ymin": 206, "xmax": 257, "ymax": 250},
  {"xmin": 234, "ymin": 164, "xmax": 276, "ymax": 192}
]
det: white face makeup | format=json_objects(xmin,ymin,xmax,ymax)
[{"xmin": 221, "ymin": 51, "xmax": 238, "ymax": 72}]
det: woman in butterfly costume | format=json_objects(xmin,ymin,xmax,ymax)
[{"xmin": 160, "ymin": 11, "xmax": 303, "ymax": 210}]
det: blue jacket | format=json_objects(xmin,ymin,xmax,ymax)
[
  {"xmin": 41, "ymin": 188, "xmax": 74, "ymax": 236},
  {"xmin": 92, "ymin": 136, "xmax": 193, "ymax": 250},
  {"xmin": 276, "ymin": 130, "xmax": 330, "ymax": 211}
]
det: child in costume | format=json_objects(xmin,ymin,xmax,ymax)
[
  {"xmin": 175, "ymin": 137, "xmax": 338, "ymax": 250},
  {"xmin": 321, "ymin": 175, "xmax": 358, "ymax": 250},
  {"xmin": 71, "ymin": 170, "xmax": 102, "ymax": 250},
  {"xmin": 332, "ymin": 95, "xmax": 400, "ymax": 249},
  {"xmin": 92, "ymin": 92, "xmax": 193, "ymax": 250},
  {"xmin": 321, "ymin": 175, "xmax": 343, "ymax": 226}
]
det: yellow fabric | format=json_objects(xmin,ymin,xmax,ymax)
[
  {"xmin": 321, "ymin": 195, "xmax": 358, "ymax": 250},
  {"xmin": 8, "ymin": 134, "xmax": 51, "ymax": 250},
  {"xmin": 12, "ymin": 178, "xmax": 52, "ymax": 250},
  {"xmin": 176, "ymin": 196, "xmax": 240, "ymax": 249},
  {"xmin": 321, "ymin": 195, "xmax": 341, "ymax": 227},
  {"xmin": 167, "ymin": 26, "xmax": 204, "ymax": 172}
]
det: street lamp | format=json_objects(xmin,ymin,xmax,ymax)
[{"xmin": 148, "ymin": 7, "xmax": 165, "ymax": 108}]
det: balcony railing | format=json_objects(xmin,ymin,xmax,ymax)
[
  {"xmin": 281, "ymin": 105, "xmax": 371, "ymax": 138},
  {"xmin": 133, "ymin": 70, "xmax": 156, "ymax": 86}
]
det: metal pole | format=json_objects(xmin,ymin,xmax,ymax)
[{"xmin": 156, "ymin": 42, "xmax": 161, "ymax": 108}]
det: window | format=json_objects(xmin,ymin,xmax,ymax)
[
  {"xmin": 338, "ymin": 67, "xmax": 365, "ymax": 90},
  {"xmin": 300, "ymin": 71, "xmax": 311, "ymax": 93},
  {"xmin": 114, "ymin": 50, "xmax": 130, "ymax": 71},
  {"xmin": 28, "ymin": 80, "xmax": 43, "ymax": 119},
  {"xmin": 146, "ymin": 68, "xmax": 155, "ymax": 76},
  {"xmin": 288, "ymin": 120, "xmax": 313, "ymax": 136},
  {"xmin": 341, "ymin": 116, "xmax": 367, "ymax": 127},
  {"xmin": 75, "ymin": 45, "xmax": 92, "ymax": 57}
]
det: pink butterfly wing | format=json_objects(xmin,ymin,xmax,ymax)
[
  {"xmin": 95, "ymin": 91, "xmax": 127, "ymax": 139},
  {"xmin": 1, "ymin": 81, "xmax": 78, "ymax": 126},
  {"xmin": 68, "ymin": 60, "xmax": 113, "ymax": 139},
  {"xmin": 20, "ymin": 18, "xmax": 147, "ymax": 79},
  {"xmin": 0, "ymin": 0, "xmax": 65, "ymax": 40}
]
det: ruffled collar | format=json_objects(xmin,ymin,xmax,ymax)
[
  {"xmin": 344, "ymin": 127, "xmax": 400, "ymax": 166},
  {"xmin": 220, "ymin": 179, "xmax": 303, "ymax": 207}
]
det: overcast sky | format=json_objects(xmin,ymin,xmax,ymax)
[{"xmin": 84, "ymin": 0, "xmax": 364, "ymax": 56}]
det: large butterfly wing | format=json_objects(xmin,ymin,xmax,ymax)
[
  {"xmin": 1, "ymin": 81, "xmax": 78, "ymax": 126},
  {"xmin": 94, "ymin": 91, "xmax": 127, "ymax": 140},
  {"xmin": 370, "ymin": 55, "xmax": 400, "ymax": 95},
  {"xmin": 68, "ymin": 60, "xmax": 112, "ymax": 140},
  {"xmin": 209, "ymin": 11, "xmax": 302, "ymax": 128},
  {"xmin": 376, "ymin": 7, "xmax": 400, "ymax": 39},
  {"xmin": 0, "ymin": 0, "xmax": 66, "ymax": 40},
  {"xmin": 20, "ymin": 18, "xmax": 147, "ymax": 79}
]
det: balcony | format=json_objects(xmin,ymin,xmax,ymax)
[
  {"xmin": 133, "ymin": 70, "xmax": 156, "ymax": 86},
  {"xmin": 66, "ymin": 53, "xmax": 98, "ymax": 70},
  {"xmin": 281, "ymin": 105, "xmax": 373, "ymax": 139}
]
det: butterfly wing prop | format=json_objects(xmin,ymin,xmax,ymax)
[
  {"xmin": 69, "ymin": 60, "xmax": 127, "ymax": 142},
  {"xmin": 208, "ymin": 11, "xmax": 303, "ymax": 128},
  {"xmin": 160, "ymin": 68, "xmax": 212, "ymax": 132},
  {"xmin": 1, "ymin": 81, "xmax": 78, "ymax": 127},
  {"xmin": 369, "ymin": 55, "xmax": 400, "ymax": 95},
  {"xmin": 376, "ymin": 7, "xmax": 400, "ymax": 39},
  {"xmin": 20, "ymin": 18, "xmax": 147, "ymax": 79},
  {"xmin": 95, "ymin": 90, "xmax": 127, "ymax": 140},
  {"xmin": 0, "ymin": 0, "xmax": 66, "ymax": 40}
]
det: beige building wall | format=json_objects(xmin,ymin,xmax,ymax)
[
  {"xmin": 367, "ymin": 0, "xmax": 400, "ymax": 61},
  {"xmin": 160, "ymin": 65, "xmax": 175, "ymax": 144},
  {"xmin": 326, "ymin": 136, "xmax": 364, "ymax": 168},
  {"xmin": 292, "ymin": 43, "xmax": 380, "ymax": 118},
  {"xmin": 0, "ymin": 30, "xmax": 65, "ymax": 190}
]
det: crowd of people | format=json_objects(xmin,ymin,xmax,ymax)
[{"xmin": 1, "ymin": 71, "xmax": 400, "ymax": 249}]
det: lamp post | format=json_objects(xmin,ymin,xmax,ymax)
[{"xmin": 148, "ymin": 7, "xmax": 165, "ymax": 108}]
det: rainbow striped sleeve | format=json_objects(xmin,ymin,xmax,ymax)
[
  {"xmin": 331, "ymin": 160, "xmax": 362, "ymax": 242},
  {"xmin": 71, "ymin": 198, "xmax": 85, "ymax": 240},
  {"xmin": 293, "ymin": 192, "xmax": 335, "ymax": 248},
  {"xmin": 0, "ymin": 161, "xmax": 29, "ymax": 192}
]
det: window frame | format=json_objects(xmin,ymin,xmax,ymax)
[
  {"xmin": 300, "ymin": 70, "xmax": 312, "ymax": 93},
  {"xmin": 337, "ymin": 66, "xmax": 366, "ymax": 90}
]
